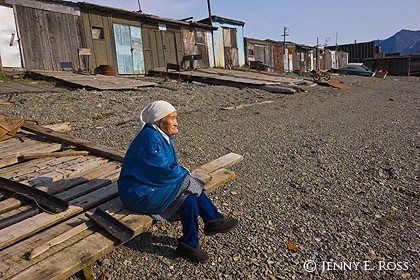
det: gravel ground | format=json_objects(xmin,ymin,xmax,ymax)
[{"xmin": 1, "ymin": 73, "xmax": 419, "ymax": 279}]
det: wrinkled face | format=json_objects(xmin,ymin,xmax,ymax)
[{"xmin": 157, "ymin": 111, "xmax": 178, "ymax": 136}]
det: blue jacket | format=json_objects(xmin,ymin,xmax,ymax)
[{"xmin": 117, "ymin": 124, "xmax": 189, "ymax": 214}]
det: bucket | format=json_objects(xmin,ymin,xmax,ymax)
[{"xmin": 99, "ymin": 65, "xmax": 116, "ymax": 76}]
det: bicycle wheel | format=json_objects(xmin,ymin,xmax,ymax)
[
  {"xmin": 323, "ymin": 72, "xmax": 331, "ymax": 81},
  {"xmin": 312, "ymin": 74, "xmax": 321, "ymax": 82}
]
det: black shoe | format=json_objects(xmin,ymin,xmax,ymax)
[
  {"xmin": 204, "ymin": 214, "xmax": 239, "ymax": 236},
  {"xmin": 175, "ymin": 242, "xmax": 209, "ymax": 263}
]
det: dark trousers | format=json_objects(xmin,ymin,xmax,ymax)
[{"xmin": 177, "ymin": 192, "xmax": 220, "ymax": 248}]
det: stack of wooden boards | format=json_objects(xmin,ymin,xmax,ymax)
[{"xmin": 0, "ymin": 120, "xmax": 243, "ymax": 279}]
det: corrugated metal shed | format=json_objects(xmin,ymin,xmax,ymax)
[
  {"xmin": 199, "ymin": 15, "xmax": 245, "ymax": 68},
  {"xmin": 364, "ymin": 55, "xmax": 420, "ymax": 76},
  {"xmin": 326, "ymin": 41, "xmax": 379, "ymax": 63}
]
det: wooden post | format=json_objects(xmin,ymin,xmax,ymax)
[
  {"xmin": 0, "ymin": 53, "xmax": 3, "ymax": 76},
  {"xmin": 75, "ymin": 265, "xmax": 95, "ymax": 280}
]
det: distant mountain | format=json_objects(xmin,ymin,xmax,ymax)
[
  {"xmin": 377, "ymin": 29, "xmax": 420, "ymax": 55},
  {"xmin": 400, "ymin": 40, "xmax": 420, "ymax": 55}
]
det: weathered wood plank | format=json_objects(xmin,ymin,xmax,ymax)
[
  {"xmin": 21, "ymin": 151, "xmax": 89, "ymax": 159},
  {"xmin": 0, "ymin": 197, "xmax": 126, "ymax": 275},
  {"xmin": 57, "ymin": 169, "xmax": 120, "ymax": 201},
  {"xmin": 2, "ymin": 154, "xmax": 243, "ymax": 279},
  {"xmin": 21, "ymin": 121, "xmax": 126, "ymax": 162},
  {"xmin": 0, "ymin": 156, "xmax": 79, "ymax": 178},
  {"xmin": 0, "ymin": 162, "xmax": 119, "ymax": 215},
  {"xmin": 9, "ymin": 167, "xmax": 237, "ymax": 280},
  {"xmin": 192, "ymin": 152, "xmax": 243, "ymax": 176},
  {"xmin": 204, "ymin": 168, "xmax": 235, "ymax": 193},
  {"xmin": 26, "ymin": 157, "xmax": 108, "ymax": 186},
  {"xmin": 0, "ymin": 141, "xmax": 64, "ymax": 168},
  {"xmin": 0, "ymin": 183, "xmax": 118, "ymax": 250}
]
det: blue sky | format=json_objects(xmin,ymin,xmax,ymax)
[{"xmin": 85, "ymin": 0, "xmax": 420, "ymax": 46}]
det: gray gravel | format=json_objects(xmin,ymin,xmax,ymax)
[{"xmin": 1, "ymin": 74, "xmax": 419, "ymax": 280}]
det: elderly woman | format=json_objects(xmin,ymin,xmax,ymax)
[{"xmin": 118, "ymin": 100, "xmax": 238, "ymax": 263}]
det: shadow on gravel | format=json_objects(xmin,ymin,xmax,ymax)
[{"xmin": 124, "ymin": 232, "xmax": 179, "ymax": 260}]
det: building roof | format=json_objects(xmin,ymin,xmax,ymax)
[{"xmin": 199, "ymin": 15, "xmax": 245, "ymax": 26}]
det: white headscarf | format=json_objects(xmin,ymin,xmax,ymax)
[{"xmin": 138, "ymin": 100, "xmax": 176, "ymax": 132}]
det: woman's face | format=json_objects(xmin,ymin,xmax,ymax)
[{"xmin": 157, "ymin": 111, "xmax": 178, "ymax": 136}]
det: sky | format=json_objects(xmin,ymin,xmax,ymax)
[{"xmin": 84, "ymin": 0, "xmax": 420, "ymax": 46}]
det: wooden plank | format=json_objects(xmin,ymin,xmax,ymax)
[
  {"xmin": 21, "ymin": 151, "xmax": 89, "ymax": 159},
  {"xmin": 204, "ymin": 168, "xmax": 235, "ymax": 193},
  {"xmin": 27, "ymin": 199, "xmax": 128, "ymax": 260},
  {"xmin": 0, "ymin": 142, "xmax": 64, "ymax": 169},
  {"xmin": 27, "ymin": 157, "xmax": 108, "ymax": 186},
  {"xmin": 221, "ymin": 100, "xmax": 274, "ymax": 110},
  {"xmin": 0, "ymin": 155, "xmax": 80, "ymax": 179},
  {"xmin": 2, "ymin": 153, "xmax": 242, "ymax": 279},
  {"xmin": 9, "ymin": 168, "xmax": 236, "ymax": 280},
  {"xmin": 0, "ymin": 138, "xmax": 45, "ymax": 156},
  {"xmin": 0, "ymin": 197, "xmax": 126, "ymax": 276},
  {"xmin": 57, "ymin": 169, "xmax": 120, "ymax": 201},
  {"xmin": 0, "ymin": 205, "xmax": 34, "ymax": 220},
  {"xmin": 21, "ymin": 121, "xmax": 125, "ymax": 162},
  {"xmin": 0, "ymin": 183, "xmax": 118, "ymax": 250},
  {"xmin": 0, "ymin": 161, "xmax": 119, "ymax": 215},
  {"xmin": 192, "ymin": 152, "xmax": 243, "ymax": 176},
  {"xmin": 10, "ymin": 156, "xmax": 93, "ymax": 183}
]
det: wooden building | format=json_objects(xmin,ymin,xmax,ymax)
[
  {"xmin": 245, "ymin": 37, "xmax": 319, "ymax": 72},
  {"xmin": 199, "ymin": 15, "xmax": 245, "ymax": 68},
  {"xmin": 1, "ymin": 0, "xmax": 83, "ymax": 71},
  {"xmin": 0, "ymin": 0, "xmax": 215, "ymax": 75}
]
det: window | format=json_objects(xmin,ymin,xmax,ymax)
[{"xmin": 92, "ymin": 26, "xmax": 104, "ymax": 40}]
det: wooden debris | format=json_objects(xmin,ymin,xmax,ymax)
[
  {"xmin": 222, "ymin": 100, "xmax": 274, "ymax": 110},
  {"xmin": 287, "ymin": 240, "xmax": 301, "ymax": 252},
  {"xmin": 0, "ymin": 115, "xmax": 24, "ymax": 141},
  {"xmin": 20, "ymin": 151, "xmax": 89, "ymax": 160},
  {"xmin": 0, "ymin": 101, "xmax": 12, "ymax": 105},
  {"xmin": 21, "ymin": 121, "xmax": 125, "ymax": 162},
  {"xmin": 316, "ymin": 80, "xmax": 351, "ymax": 90},
  {"xmin": 44, "ymin": 122, "xmax": 72, "ymax": 132}
]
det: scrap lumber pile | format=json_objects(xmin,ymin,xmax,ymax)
[{"xmin": 0, "ymin": 116, "xmax": 243, "ymax": 280}]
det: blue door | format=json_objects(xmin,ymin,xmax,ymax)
[{"xmin": 113, "ymin": 24, "xmax": 145, "ymax": 74}]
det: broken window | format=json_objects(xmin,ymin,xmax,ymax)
[{"xmin": 92, "ymin": 26, "xmax": 104, "ymax": 40}]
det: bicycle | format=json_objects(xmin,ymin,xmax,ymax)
[{"xmin": 310, "ymin": 70, "xmax": 331, "ymax": 82}]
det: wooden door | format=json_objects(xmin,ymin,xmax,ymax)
[{"xmin": 113, "ymin": 24, "xmax": 145, "ymax": 74}]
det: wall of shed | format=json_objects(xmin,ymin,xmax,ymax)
[
  {"xmin": 364, "ymin": 56, "xmax": 419, "ymax": 76},
  {"xmin": 80, "ymin": 8, "xmax": 184, "ymax": 74},
  {"xmin": 140, "ymin": 21, "xmax": 183, "ymax": 71},
  {"xmin": 211, "ymin": 20, "xmax": 245, "ymax": 68},
  {"xmin": 181, "ymin": 27, "xmax": 213, "ymax": 68},
  {"xmin": 14, "ymin": 4, "xmax": 84, "ymax": 70},
  {"xmin": 326, "ymin": 41, "xmax": 377, "ymax": 63},
  {"xmin": 80, "ymin": 9, "xmax": 114, "ymax": 72}
]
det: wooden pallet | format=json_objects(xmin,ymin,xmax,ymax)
[{"xmin": 0, "ymin": 121, "xmax": 243, "ymax": 280}]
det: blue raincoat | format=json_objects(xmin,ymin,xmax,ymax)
[{"xmin": 117, "ymin": 124, "xmax": 189, "ymax": 214}]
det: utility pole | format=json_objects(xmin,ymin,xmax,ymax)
[
  {"xmin": 316, "ymin": 37, "xmax": 319, "ymax": 70},
  {"xmin": 207, "ymin": 0, "xmax": 216, "ymax": 67},
  {"xmin": 137, "ymin": 0, "xmax": 142, "ymax": 12},
  {"xmin": 281, "ymin": 27, "xmax": 289, "ymax": 73}
]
